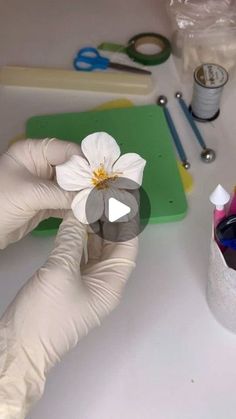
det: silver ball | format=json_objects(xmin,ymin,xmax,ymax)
[
  {"xmin": 183, "ymin": 161, "xmax": 191, "ymax": 170},
  {"xmin": 175, "ymin": 91, "xmax": 182, "ymax": 99},
  {"xmin": 200, "ymin": 148, "xmax": 216, "ymax": 163},
  {"xmin": 157, "ymin": 95, "xmax": 168, "ymax": 107}
]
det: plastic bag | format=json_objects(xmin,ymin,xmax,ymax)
[
  {"xmin": 183, "ymin": 27, "xmax": 236, "ymax": 73},
  {"xmin": 167, "ymin": 0, "xmax": 236, "ymax": 30},
  {"xmin": 167, "ymin": 0, "xmax": 236, "ymax": 75}
]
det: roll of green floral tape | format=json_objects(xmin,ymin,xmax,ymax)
[
  {"xmin": 127, "ymin": 32, "xmax": 171, "ymax": 66},
  {"xmin": 98, "ymin": 33, "xmax": 171, "ymax": 66}
]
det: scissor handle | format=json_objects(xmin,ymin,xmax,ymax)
[{"xmin": 73, "ymin": 47, "xmax": 109, "ymax": 71}]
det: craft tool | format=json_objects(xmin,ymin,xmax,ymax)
[
  {"xmin": 209, "ymin": 184, "xmax": 230, "ymax": 228},
  {"xmin": 98, "ymin": 32, "xmax": 171, "ymax": 66},
  {"xmin": 177, "ymin": 162, "xmax": 194, "ymax": 193},
  {"xmin": 93, "ymin": 99, "xmax": 134, "ymax": 111},
  {"xmin": 215, "ymin": 215, "xmax": 236, "ymax": 250},
  {"xmin": 73, "ymin": 47, "xmax": 151, "ymax": 75},
  {"xmin": 190, "ymin": 63, "xmax": 228, "ymax": 122},
  {"xmin": 0, "ymin": 66, "xmax": 153, "ymax": 95},
  {"xmin": 175, "ymin": 92, "xmax": 216, "ymax": 163},
  {"xmin": 228, "ymin": 186, "xmax": 236, "ymax": 216},
  {"xmin": 157, "ymin": 95, "xmax": 190, "ymax": 170}
]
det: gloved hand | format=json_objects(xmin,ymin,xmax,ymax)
[
  {"xmin": 0, "ymin": 138, "xmax": 81, "ymax": 249},
  {"xmin": 0, "ymin": 211, "xmax": 138, "ymax": 419}
]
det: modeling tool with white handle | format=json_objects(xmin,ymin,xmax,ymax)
[{"xmin": 210, "ymin": 184, "xmax": 230, "ymax": 227}]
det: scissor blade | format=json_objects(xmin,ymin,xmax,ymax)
[{"xmin": 109, "ymin": 62, "xmax": 151, "ymax": 75}]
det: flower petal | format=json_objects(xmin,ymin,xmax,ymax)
[
  {"xmin": 81, "ymin": 132, "xmax": 121, "ymax": 172},
  {"xmin": 71, "ymin": 188, "xmax": 104, "ymax": 224},
  {"xmin": 56, "ymin": 155, "xmax": 92, "ymax": 191},
  {"xmin": 112, "ymin": 153, "xmax": 146, "ymax": 188}
]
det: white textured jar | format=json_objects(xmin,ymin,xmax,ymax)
[{"xmin": 207, "ymin": 238, "xmax": 236, "ymax": 333}]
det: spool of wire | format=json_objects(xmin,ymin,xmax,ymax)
[{"xmin": 190, "ymin": 63, "xmax": 228, "ymax": 122}]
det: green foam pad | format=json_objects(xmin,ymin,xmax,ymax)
[{"xmin": 26, "ymin": 105, "xmax": 187, "ymax": 235}]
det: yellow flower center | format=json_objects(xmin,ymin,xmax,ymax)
[{"xmin": 91, "ymin": 164, "xmax": 120, "ymax": 189}]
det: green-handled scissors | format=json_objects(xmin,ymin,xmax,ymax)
[{"xmin": 73, "ymin": 47, "xmax": 151, "ymax": 75}]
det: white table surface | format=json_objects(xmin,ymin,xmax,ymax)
[{"xmin": 1, "ymin": 1, "xmax": 236, "ymax": 418}]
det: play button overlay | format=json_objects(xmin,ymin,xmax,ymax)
[
  {"xmin": 108, "ymin": 198, "xmax": 131, "ymax": 222},
  {"xmin": 85, "ymin": 177, "xmax": 151, "ymax": 242}
]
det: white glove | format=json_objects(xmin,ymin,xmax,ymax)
[
  {"xmin": 0, "ymin": 211, "xmax": 138, "ymax": 419},
  {"xmin": 0, "ymin": 138, "xmax": 81, "ymax": 249}
]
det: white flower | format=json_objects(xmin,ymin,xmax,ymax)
[{"xmin": 56, "ymin": 132, "xmax": 146, "ymax": 224}]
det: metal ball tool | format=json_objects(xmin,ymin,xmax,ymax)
[
  {"xmin": 175, "ymin": 92, "xmax": 216, "ymax": 163},
  {"xmin": 157, "ymin": 95, "xmax": 190, "ymax": 170}
]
